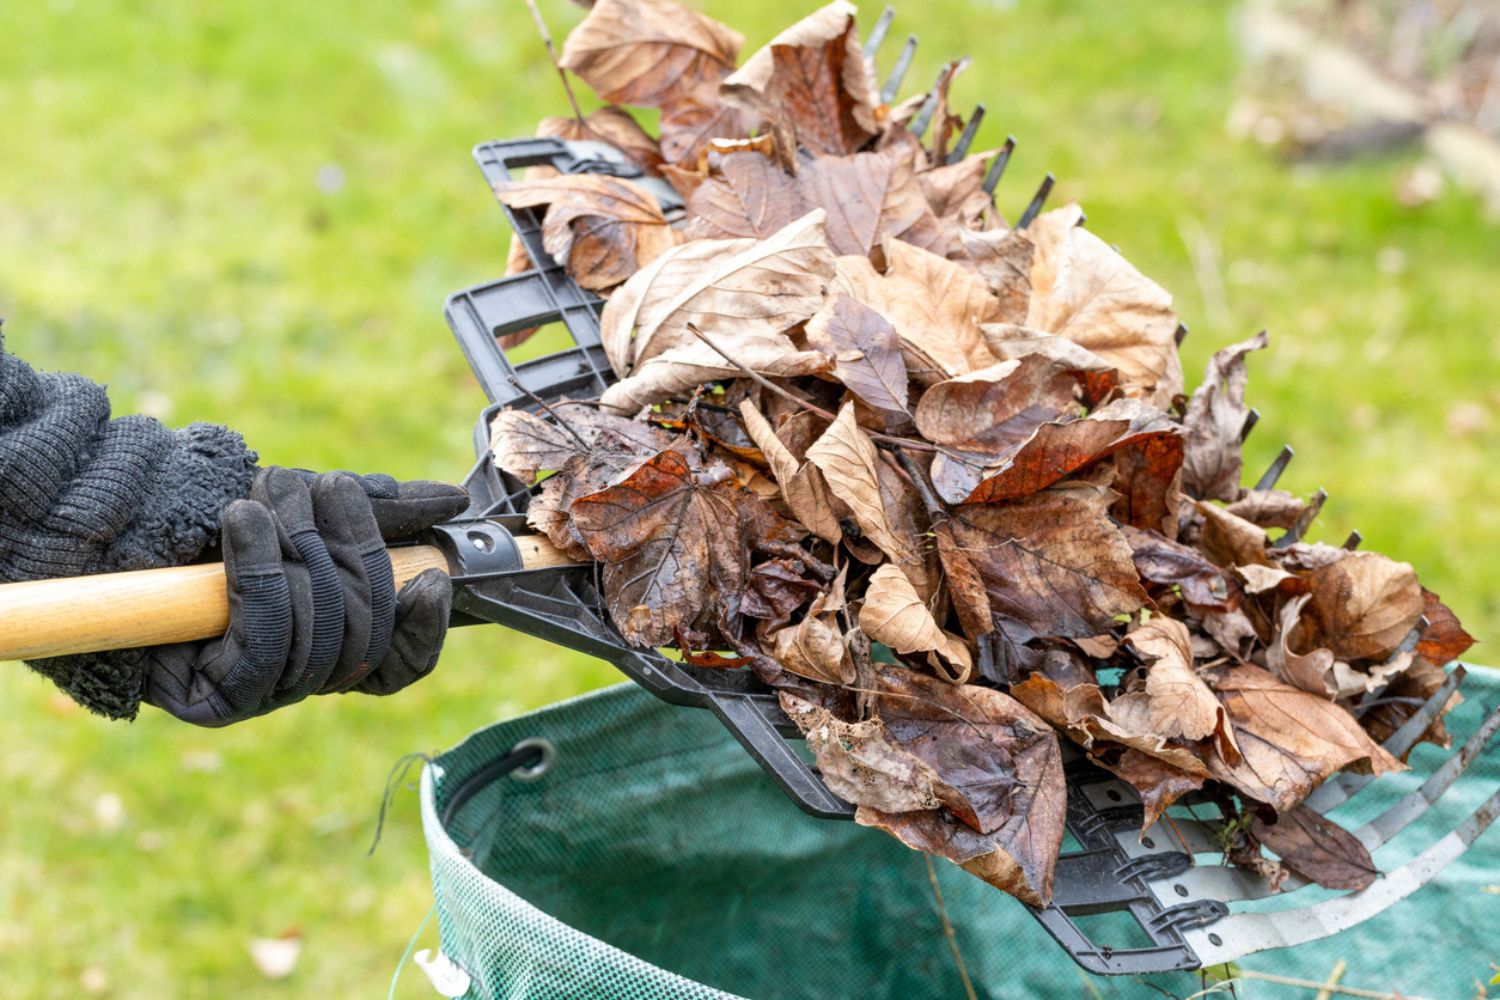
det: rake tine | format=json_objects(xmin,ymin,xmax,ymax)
[
  {"xmin": 1342, "ymin": 529, "xmax": 1363, "ymax": 550},
  {"xmin": 880, "ymin": 35, "xmax": 918, "ymax": 104},
  {"xmin": 1239, "ymin": 408, "xmax": 1261, "ymax": 442},
  {"xmin": 1175, "ymin": 322, "xmax": 1190, "ymax": 347},
  {"xmin": 1254, "ymin": 445, "xmax": 1294, "ymax": 491},
  {"xmin": 1271, "ymin": 487, "xmax": 1326, "ymax": 548},
  {"xmin": 947, "ymin": 104, "xmax": 985, "ymax": 163},
  {"xmin": 1354, "ymin": 699, "xmax": 1500, "ymax": 852},
  {"xmin": 863, "ymin": 5, "xmax": 896, "ymax": 60},
  {"xmin": 909, "ymin": 68, "xmax": 948, "ymax": 138},
  {"xmin": 1017, "ymin": 173, "xmax": 1055, "ymax": 230},
  {"xmin": 1182, "ymin": 781, "xmax": 1500, "ymax": 967},
  {"xmin": 1305, "ymin": 665, "xmax": 1466, "ymax": 811},
  {"xmin": 981, "ymin": 135, "xmax": 1017, "ymax": 194},
  {"xmin": 1164, "ymin": 699, "xmax": 1500, "ymax": 905}
]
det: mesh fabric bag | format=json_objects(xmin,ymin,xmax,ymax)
[{"xmin": 421, "ymin": 675, "xmax": 1500, "ymax": 999}]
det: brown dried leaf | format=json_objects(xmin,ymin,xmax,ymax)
[
  {"xmin": 770, "ymin": 571, "xmax": 855, "ymax": 684},
  {"xmin": 1205, "ymin": 664, "xmax": 1403, "ymax": 812},
  {"xmin": 934, "ymin": 518, "xmax": 993, "ymax": 639},
  {"xmin": 856, "ymin": 666, "xmax": 1066, "ymax": 906},
  {"xmin": 1225, "ymin": 489, "xmax": 1310, "ymax": 531},
  {"xmin": 805, "ymin": 402, "xmax": 919, "ymax": 566},
  {"xmin": 920, "ymin": 150, "xmax": 1001, "ymax": 235},
  {"xmin": 780, "ymin": 693, "xmax": 941, "ymax": 811},
  {"xmin": 684, "ymin": 152, "xmax": 801, "ymax": 240},
  {"xmin": 560, "ymin": 0, "xmax": 743, "ymax": 107},
  {"xmin": 1250, "ymin": 804, "xmax": 1377, "ymax": 891},
  {"xmin": 1025, "ymin": 204, "xmax": 1184, "ymax": 407},
  {"xmin": 1415, "ymin": 588, "xmax": 1475, "ymax": 667},
  {"xmin": 1181, "ymin": 330, "xmax": 1268, "ymax": 502},
  {"xmin": 932, "ymin": 397, "xmax": 1181, "ymax": 507},
  {"xmin": 537, "ymin": 106, "xmax": 666, "ymax": 175},
  {"xmin": 493, "ymin": 174, "xmax": 681, "ymax": 290},
  {"xmin": 738, "ymin": 400, "xmax": 843, "ymax": 544},
  {"xmin": 599, "ymin": 209, "xmax": 835, "ymax": 380},
  {"xmin": 1266, "ymin": 593, "xmax": 1337, "ymax": 697},
  {"xmin": 913, "ymin": 355, "xmax": 1078, "ymax": 451},
  {"xmin": 1121, "ymin": 525, "xmax": 1237, "ymax": 610},
  {"xmin": 1128, "ymin": 617, "xmax": 1228, "ymax": 745},
  {"xmin": 794, "ymin": 147, "xmax": 948, "ymax": 257},
  {"xmin": 658, "ymin": 100, "xmax": 758, "ymax": 167},
  {"xmin": 859, "ymin": 563, "xmax": 972, "ymax": 683},
  {"xmin": 601, "ymin": 330, "xmax": 834, "ymax": 413},
  {"xmin": 1197, "ymin": 501, "xmax": 1271, "ymax": 568},
  {"xmin": 1295, "ymin": 551, "xmax": 1424, "ymax": 662},
  {"xmin": 720, "ymin": 1, "xmax": 878, "ymax": 157},
  {"xmin": 961, "ymin": 230, "xmax": 1035, "ymax": 323},
  {"xmin": 1009, "ymin": 673, "xmax": 1208, "ymax": 828},
  {"xmin": 832, "ymin": 238, "xmax": 1000, "ymax": 379},
  {"xmin": 804, "ymin": 293, "xmax": 909, "ymax": 414},
  {"xmin": 979, "ymin": 324, "xmax": 1120, "ymax": 407},
  {"xmin": 951, "ymin": 482, "xmax": 1149, "ymax": 640},
  {"xmin": 570, "ymin": 449, "xmax": 781, "ymax": 646}
]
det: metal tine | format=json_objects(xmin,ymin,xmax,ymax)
[
  {"xmin": 1354, "ymin": 699, "xmax": 1500, "ymax": 852},
  {"xmin": 880, "ymin": 35, "xmax": 918, "ymax": 104},
  {"xmin": 1306, "ymin": 665, "xmax": 1467, "ymax": 812},
  {"xmin": 1155, "ymin": 675, "xmax": 1490, "ymax": 906},
  {"xmin": 1343, "ymin": 529, "xmax": 1364, "ymax": 550},
  {"xmin": 946, "ymin": 104, "xmax": 985, "ymax": 164},
  {"xmin": 981, "ymin": 135, "xmax": 1017, "ymax": 194},
  {"xmin": 1271, "ymin": 486, "xmax": 1326, "ymax": 548},
  {"xmin": 1183, "ymin": 780, "xmax": 1500, "ymax": 967},
  {"xmin": 909, "ymin": 67, "xmax": 948, "ymax": 138},
  {"xmin": 863, "ymin": 5, "xmax": 895, "ymax": 60},
  {"xmin": 1254, "ymin": 444, "xmax": 1294, "ymax": 491},
  {"xmin": 1175, "ymin": 322, "xmax": 1190, "ymax": 347},
  {"xmin": 1239, "ymin": 407, "xmax": 1261, "ymax": 442},
  {"xmin": 1016, "ymin": 173, "xmax": 1055, "ymax": 230}
]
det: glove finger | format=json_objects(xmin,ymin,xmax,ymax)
[
  {"xmin": 350, "ymin": 567, "xmax": 452, "ymax": 696},
  {"xmin": 175, "ymin": 500, "xmax": 292, "ymax": 725},
  {"xmin": 368, "ymin": 480, "xmax": 470, "ymax": 541},
  {"xmin": 252, "ymin": 467, "xmax": 345, "ymax": 689},
  {"xmin": 310, "ymin": 473, "xmax": 395, "ymax": 692}
]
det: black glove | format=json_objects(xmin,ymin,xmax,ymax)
[
  {"xmin": 2, "ymin": 326, "xmax": 469, "ymax": 722},
  {"xmin": 141, "ymin": 468, "xmax": 469, "ymax": 726}
]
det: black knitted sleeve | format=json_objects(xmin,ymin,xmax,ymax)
[{"xmin": 0, "ymin": 328, "xmax": 259, "ymax": 719}]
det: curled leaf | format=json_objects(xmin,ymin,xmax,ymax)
[{"xmin": 859, "ymin": 564, "xmax": 972, "ymax": 683}]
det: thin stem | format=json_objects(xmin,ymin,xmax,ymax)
[
  {"xmin": 506, "ymin": 374, "xmax": 592, "ymax": 451},
  {"xmin": 889, "ymin": 447, "xmax": 948, "ymax": 521},
  {"xmin": 685, "ymin": 323, "xmax": 948, "ymax": 455},
  {"xmin": 924, "ymin": 854, "xmax": 977, "ymax": 1000},
  {"xmin": 523, "ymin": 0, "xmax": 588, "ymax": 127}
]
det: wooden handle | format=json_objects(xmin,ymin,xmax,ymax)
[{"xmin": 0, "ymin": 534, "xmax": 576, "ymax": 662}]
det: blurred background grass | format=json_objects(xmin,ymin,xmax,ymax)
[{"xmin": 0, "ymin": 0, "xmax": 1495, "ymax": 996}]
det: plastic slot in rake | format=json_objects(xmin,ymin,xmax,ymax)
[{"xmin": 436, "ymin": 17, "xmax": 1497, "ymax": 974}]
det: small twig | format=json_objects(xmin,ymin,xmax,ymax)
[
  {"xmin": 1235, "ymin": 968, "xmax": 1434, "ymax": 1000},
  {"xmin": 889, "ymin": 446, "xmax": 948, "ymax": 521},
  {"xmin": 685, "ymin": 323, "xmax": 949, "ymax": 455},
  {"xmin": 923, "ymin": 854, "xmax": 977, "ymax": 1000},
  {"xmin": 523, "ymin": 0, "xmax": 588, "ymax": 127},
  {"xmin": 507, "ymin": 374, "xmax": 592, "ymax": 451},
  {"xmin": 1315, "ymin": 959, "xmax": 1348, "ymax": 1000}
]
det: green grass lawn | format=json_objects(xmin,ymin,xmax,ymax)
[{"xmin": 1, "ymin": 0, "xmax": 1496, "ymax": 996}]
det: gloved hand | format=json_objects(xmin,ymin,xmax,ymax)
[
  {"xmin": 143, "ymin": 468, "xmax": 469, "ymax": 726},
  {"xmin": 3, "ymin": 328, "xmax": 470, "ymax": 723}
]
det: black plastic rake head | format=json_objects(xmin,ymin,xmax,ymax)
[{"xmin": 431, "ymin": 17, "xmax": 1500, "ymax": 978}]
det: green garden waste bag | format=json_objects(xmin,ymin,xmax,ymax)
[{"xmin": 420, "ymin": 669, "xmax": 1500, "ymax": 999}]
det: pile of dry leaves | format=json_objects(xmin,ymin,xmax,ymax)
[{"xmin": 490, "ymin": 0, "xmax": 1474, "ymax": 907}]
